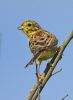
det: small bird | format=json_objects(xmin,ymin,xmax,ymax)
[{"xmin": 18, "ymin": 20, "xmax": 58, "ymax": 80}]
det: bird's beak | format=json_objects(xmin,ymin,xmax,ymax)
[{"xmin": 18, "ymin": 26, "xmax": 24, "ymax": 30}]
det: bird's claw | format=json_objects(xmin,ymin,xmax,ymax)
[{"xmin": 37, "ymin": 73, "xmax": 45, "ymax": 83}]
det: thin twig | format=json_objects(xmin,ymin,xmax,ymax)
[
  {"xmin": 52, "ymin": 68, "xmax": 62, "ymax": 76},
  {"xmin": 27, "ymin": 31, "xmax": 73, "ymax": 100},
  {"xmin": 61, "ymin": 94, "xmax": 68, "ymax": 100}
]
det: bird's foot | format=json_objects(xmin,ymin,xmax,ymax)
[{"xmin": 37, "ymin": 73, "xmax": 45, "ymax": 83}]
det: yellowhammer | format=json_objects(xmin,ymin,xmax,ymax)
[{"xmin": 18, "ymin": 20, "xmax": 58, "ymax": 80}]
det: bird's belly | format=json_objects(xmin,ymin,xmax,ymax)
[{"xmin": 37, "ymin": 49, "xmax": 56, "ymax": 64}]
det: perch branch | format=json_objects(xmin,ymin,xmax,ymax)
[{"xmin": 27, "ymin": 31, "xmax": 73, "ymax": 100}]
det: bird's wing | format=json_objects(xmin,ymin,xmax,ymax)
[
  {"xmin": 29, "ymin": 30, "xmax": 58, "ymax": 54},
  {"xmin": 44, "ymin": 30, "xmax": 58, "ymax": 48}
]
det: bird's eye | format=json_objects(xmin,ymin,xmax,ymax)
[{"xmin": 28, "ymin": 23, "xmax": 32, "ymax": 27}]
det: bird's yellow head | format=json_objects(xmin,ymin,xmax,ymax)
[{"xmin": 18, "ymin": 20, "xmax": 41, "ymax": 38}]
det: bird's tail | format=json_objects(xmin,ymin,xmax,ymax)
[{"xmin": 24, "ymin": 49, "xmax": 43, "ymax": 68}]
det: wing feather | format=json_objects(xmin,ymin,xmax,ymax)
[{"xmin": 29, "ymin": 30, "xmax": 58, "ymax": 54}]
